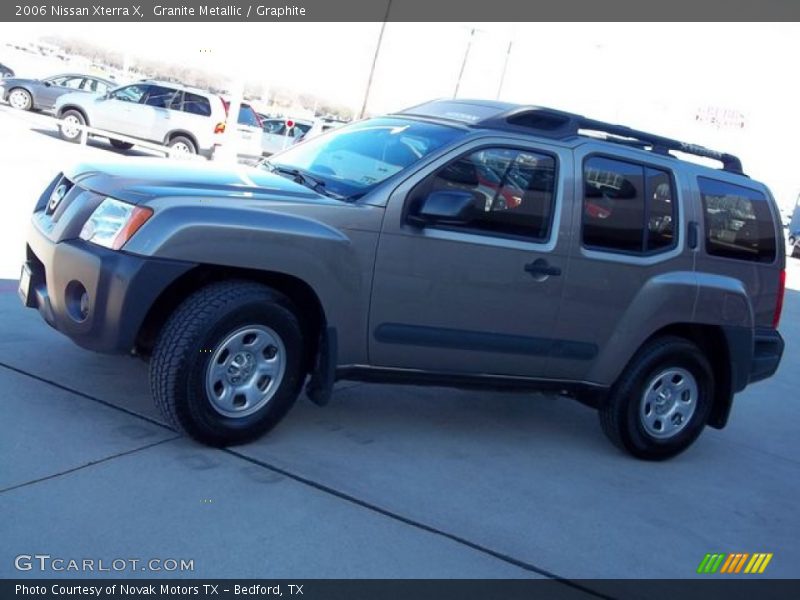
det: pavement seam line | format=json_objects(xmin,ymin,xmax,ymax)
[
  {"xmin": 224, "ymin": 448, "xmax": 617, "ymax": 600},
  {"xmin": 0, "ymin": 360, "xmax": 172, "ymax": 429},
  {"xmin": 0, "ymin": 437, "xmax": 179, "ymax": 494},
  {"xmin": 1, "ymin": 360, "xmax": 613, "ymax": 597}
]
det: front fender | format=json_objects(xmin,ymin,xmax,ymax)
[{"xmin": 123, "ymin": 203, "xmax": 381, "ymax": 364}]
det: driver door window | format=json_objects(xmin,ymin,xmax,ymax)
[
  {"xmin": 409, "ymin": 147, "xmax": 557, "ymax": 241},
  {"xmin": 109, "ymin": 84, "xmax": 149, "ymax": 103}
]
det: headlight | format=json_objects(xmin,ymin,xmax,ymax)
[{"xmin": 80, "ymin": 197, "xmax": 153, "ymax": 250}]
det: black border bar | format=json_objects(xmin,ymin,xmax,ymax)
[
  {"xmin": 4, "ymin": 579, "xmax": 800, "ymax": 600},
  {"xmin": 3, "ymin": 0, "xmax": 800, "ymax": 22}
]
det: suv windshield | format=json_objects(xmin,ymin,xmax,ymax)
[{"xmin": 265, "ymin": 117, "xmax": 466, "ymax": 198}]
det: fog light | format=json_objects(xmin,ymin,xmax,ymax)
[{"xmin": 65, "ymin": 280, "xmax": 89, "ymax": 322}]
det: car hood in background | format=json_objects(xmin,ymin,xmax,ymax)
[
  {"xmin": 0, "ymin": 77, "xmax": 38, "ymax": 87},
  {"xmin": 63, "ymin": 159, "xmax": 338, "ymax": 206}
]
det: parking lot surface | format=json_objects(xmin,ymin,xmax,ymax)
[{"xmin": 1, "ymin": 102, "xmax": 799, "ymax": 586}]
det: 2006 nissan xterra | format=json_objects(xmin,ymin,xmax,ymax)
[{"xmin": 20, "ymin": 99, "xmax": 785, "ymax": 460}]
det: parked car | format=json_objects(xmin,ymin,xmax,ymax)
[
  {"xmin": 0, "ymin": 63, "xmax": 13, "ymax": 78},
  {"xmin": 20, "ymin": 99, "xmax": 785, "ymax": 460},
  {"xmin": 54, "ymin": 80, "xmax": 262, "ymax": 157},
  {"xmin": 0, "ymin": 73, "xmax": 113, "ymax": 111},
  {"xmin": 791, "ymin": 236, "xmax": 799, "ymax": 258},
  {"xmin": 259, "ymin": 116, "xmax": 345, "ymax": 156}
]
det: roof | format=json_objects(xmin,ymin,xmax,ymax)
[{"xmin": 396, "ymin": 99, "xmax": 744, "ymax": 175}]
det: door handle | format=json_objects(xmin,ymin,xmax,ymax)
[{"xmin": 524, "ymin": 258, "xmax": 562, "ymax": 278}]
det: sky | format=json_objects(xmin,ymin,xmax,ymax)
[{"xmin": 1, "ymin": 22, "xmax": 799, "ymax": 208}]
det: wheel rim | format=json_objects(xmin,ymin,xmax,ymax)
[
  {"xmin": 9, "ymin": 90, "xmax": 28, "ymax": 109},
  {"xmin": 62, "ymin": 115, "xmax": 80, "ymax": 139},
  {"xmin": 205, "ymin": 325, "xmax": 286, "ymax": 418},
  {"xmin": 170, "ymin": 141, "xmax": 191, "ymax": 155},
  {"xmin": 639, "ymin": 367, "xmax": 698, "ymax": 439}
]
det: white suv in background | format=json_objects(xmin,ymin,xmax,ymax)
[
  {"xmin": 54, "ymin": 80, "xmax": 263, "ymax": 158},
  {"xmin": 259, "ymin": 116, "xmax": 346, "ymax": 156}
]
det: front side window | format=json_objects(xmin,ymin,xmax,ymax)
[
  {"xmin": 109, "ymin": 84, "xmax": 148, "ymax": 103},
  {"xmin": 582, "ymin": 156, "xmax": 677, "ymax": 254},
  {"xmin": 61, "ymin": 77, "xmax": 84, "ymax": 89},
  {"xmin": 699, "ymin": 177, "xmax": 776, "ymax": 263},
  {"xmin": 266, "ymin": 117, "xmax": 466, "ymax": 199},
  {"xmin": 409, "ymin": 147, "xmax": 557, "ymax": 240}
]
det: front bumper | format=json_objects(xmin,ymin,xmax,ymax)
[{"xmin": 22, "ymin": 218, "xmax": 195, "ymax": 354}]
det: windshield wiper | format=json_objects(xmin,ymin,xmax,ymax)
[{"xmin": 265, "ymin": 163, "xmax": 348, "ymax": 201}]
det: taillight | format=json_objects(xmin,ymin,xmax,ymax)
[
  {"xmin": 214, "ymin": 122, "xmax": 226, "ymax": 134},
  {"xmin": 773, "ymin": 269, "xmax": 786, "ymax": 329}
]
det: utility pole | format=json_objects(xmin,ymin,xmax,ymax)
[
  {"xmin": 496, "ymin": 39, "xmax": 513, "ymax": 100},
  {"xmin": 358, "ymin": 0, "xmax": 392, "ymax": 119},
  {"xmin": 453, "ymin": 27, "xmax": 477, "ymax": 99}
]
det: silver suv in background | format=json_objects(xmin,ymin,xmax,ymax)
[{"xmin": 54, "ymin": 80, "xmax": 263, "ymax": 158}]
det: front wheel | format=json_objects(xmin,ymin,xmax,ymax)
[
  {"xmin": 150, "ymin": 281, "xmax": 306, "ymax": 446},
  {"xmin": 8, "ymin": 88, "xmax": 32, "ymax": 110},
  {"xmin": 599, "ymin": 336, "xmax": 714, "ymax": 460},
  {"xmin": 59, "ymin": 110, "xmax": 85, "ymax": 143}
]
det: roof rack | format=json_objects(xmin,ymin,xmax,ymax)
[{"xmin": 477, "ymin": 106, "xmax": 744, "ymax": 174}]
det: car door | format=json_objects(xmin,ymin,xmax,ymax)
[
  {"xmin": 38, "ymin": 75, "xmax": 84, "ymax": 109},
  {"xmin": 546, "ymin": 148, "xmax": 691, "ymax": 383},
  {"xmin": 92, "ymin": 83, "xmax": 150, "ymax": 137},
  {"xmin": 368, "ymin": 141, "xmax": 574, "ymax": 378},
  {"xmin": 140, "ymin": 85, "xmax": 182, "ymax": 142}
]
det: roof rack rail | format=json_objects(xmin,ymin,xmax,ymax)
[{"xmin": 477, "ymin": 106, "xmax": 745, "ymax": 175}]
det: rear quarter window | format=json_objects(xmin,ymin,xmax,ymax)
[
  {"xmin": 699, "ymin": 177, "xmax": 776, "ymax": 263},
  {"xmin": 182, "ymin": 92, "xmax": 212, "ymax": 117},
  {"xmin": 238, "ymin": 105, "xmax": 261, "ymax": 127}
]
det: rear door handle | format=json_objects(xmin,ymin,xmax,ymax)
[{"xmin": 524, "ymin": 258, "xmax": 562, "ymax": 278}]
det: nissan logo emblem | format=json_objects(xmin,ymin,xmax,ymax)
[{"xmin": 48, "ymin": 184, "xmax": 68, "ymax": 211}]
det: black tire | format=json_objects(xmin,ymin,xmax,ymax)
[
  {"xmin": 58, "ymin": 109, "xmax": 85, "ymax": 143},
  {"xmin": 8, "ymin": 87, "xmax": 32, "ymax": 110},
  {"xmin": 150, "ymin": 280, "xmax": 306, "ymax": 446},
  {"xmin": 599, "ymin": 336, "xmax": 714, "ymax": 460},
  {"xmin": 110, "ymin": 139, "xmax": 134, "ymax": 150},
  {"xmin": 167, "ymin": 135, "xmax": 197, "ymax": 156}
]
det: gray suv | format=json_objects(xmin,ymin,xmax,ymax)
[{"xmin": 19, "ymin": 99, "xmax": 785, "ymax": 460}]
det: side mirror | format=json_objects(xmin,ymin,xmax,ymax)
[{"xmin": 408, "ymin": 190, "xmax": 475, "ymax": 227}]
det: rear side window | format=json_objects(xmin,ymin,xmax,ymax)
[
  {"xmin": 143, "ymin": 85, "xmax": 180, "ymax": 109},
  {"xmin": 181, "ymin": 92, "xmax": 211, "ymax": 116},
  {"xmin": 583, "ymin": 156, "xmax": 676, "ymax": 254},
  {"xmin": 699, "ymin": 177, "xmax": 776, "ymax": 263}
]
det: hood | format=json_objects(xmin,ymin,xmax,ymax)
[
  {"xmin": 64, "ymin": 159, "xmax": 338, "ymax": 206},
  {"xmin": 0, "ymin": 77, "xmax": 37, "ymax": 87}
]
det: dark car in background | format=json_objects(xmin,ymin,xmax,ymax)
[
  {"xmin": 0, "ymin": 63, "xmax": 13, "ymax": 78},
  {"xmin": 0, "ymin": 73, "xmax": 114, "ymax": 112}
]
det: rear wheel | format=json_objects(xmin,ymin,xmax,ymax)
[
  {"xmin": 168, "ymin": 135, "xmax": 197, "ymax": 157},
  {"xmin": 59, "ymin": 110, "xmax": 85, "ymax": 143},
  {"xmin": 599, "ymin": 336, "xmax": 714, "ymax": 460},
  {"xmin": 110, "ymin": 139, "xmax": 134, "ymax": 150},
  {"xmin": 8, "ymin": 88, "xmax": 32, "ymax": 110},
  {"xmin": 150, "ymin": 281, "xmax": 305, "ymax": 446}
]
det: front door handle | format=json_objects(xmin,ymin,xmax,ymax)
[{"xmin": 524, "ymin": 258, "xmax": 562, "ymax": 278}]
